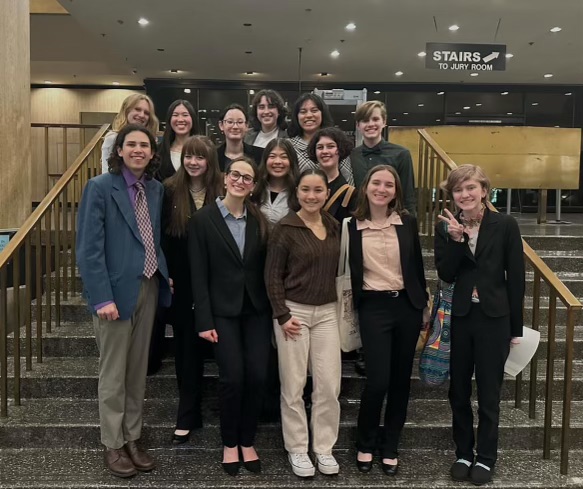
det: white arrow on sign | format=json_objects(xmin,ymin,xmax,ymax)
[{"xmin": 482, "ymin": 52, "xmax": 500, "ymax": 63}]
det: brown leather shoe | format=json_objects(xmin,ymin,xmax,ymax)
[
  {"xmin": 125, "ymin": 440, "xmax": 156, "ymax": 471},
  {"xmin": 104, "ymin": 447, "xmax": 137, "ymax": 478}
]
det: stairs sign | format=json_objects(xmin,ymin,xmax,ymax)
[{"xmin": 426, "ymin": 43, "xmax": 506, "ymax": 71}]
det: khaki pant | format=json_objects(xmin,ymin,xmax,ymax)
[
  {"xmin": 93, "ymin": 276, "xmax": 158, "ymax": 449},
  {"xmin": 274, "ymin": 300, "xmax": 341, "ymax": 454}
]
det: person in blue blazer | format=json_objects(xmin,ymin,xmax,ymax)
[{"xmin": 76, "ymin": 124, "xmax": 172, "ymax": 478}]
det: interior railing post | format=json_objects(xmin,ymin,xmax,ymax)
[
  {"xmin": 560, "ymin": 307, "xmax": 578, "ymax": 475},
  {"xmin": 44, "ymin": 210, "xmax": 52, "ymax": 334},
  {"xmin": 0, "ymin": 267, "xmax": 7, "ymax": 417},
  {"xmin": 543, "ymin": 290, "xmax": 557, "ymax": 459},
  {"xmin": 62, "ymin": 186, "xmax": 69, "ymax": 301},
  {"xmin": 529, "ymin": 270, "xmax": 541, "ymax": 419},
  {"xmin": 44, "ymin": 126, "xmax": 50, "ymax": 195},
  {"xmin": 35, "ymin": 225, "xmax": 42, "ymax": 363},
  {"xmin": 427, "ymin": 151, "xmax": 436, "ymax": 235},
  {"xmin": 25, "ymin": 236, "xmax": 32, "ymax": 371},
  {"xmin": 12, "ymin": 251, "xmax": 21, "ymax": 406},
  {"xmin": 422, "ymin": 143, "xmax": 430, "ymax": 234},
  {"xmin": 71, "ymin": 177, "xmax": 77, "ymax": 294},
  {"xmin": 54, "ymin": 196, "xmax": 61, "ymax": 329}
]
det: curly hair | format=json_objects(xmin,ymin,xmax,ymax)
[
  {"xmin": 307, "ymin": 127, "xmax": 354, "ymax": 163},
  {"xmin": 249, "ymin": 89, "xmax": 288, "ymax": 131},
  {"xmin": 107, "ymin": 124, "xmax": 159, "ymax": 179},
  {"xmin": 287, "ymin": 93, "xmax": 334, "ymax": 138}
]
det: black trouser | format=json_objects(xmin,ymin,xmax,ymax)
[
  {"xmin": 147, "ymin": 306, "xmax": 167, "ymax": 375},
  {"xmin": 213, "ymin": 310, "xmax": 272, "ymax": 447},
  {"xmin": 356, "ymin": 291, "xmax": 422, "ymax": 459},
  {"xmin": 173, "ymin": 307, "xmax": 205, "ymax": 430},
  {"xmin": 449, "ymin": 304, "xmax": 511, "ymax": 467}
]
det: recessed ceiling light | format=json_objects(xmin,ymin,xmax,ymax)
[
  {"xmin": 418, "ymin": 103, "xmax": 424, "ymax": 107},
  {"xmin": 373, "ymin": 91, "xmax": 381, "ymax": 94},
  {"xmin": 245, "ymin": 71, "xmax": 255, "ymax": 75},
  {"xmin": 476, "ymin": 103, "xmax": 482, "ymax": 107},
  {"xmin": 418, "ymin": 51, "xmax": 426, "ymax": 57},
  {"xmin": 436, "ymin": 119, "xmax": 441, "ymax": 122},
  {"xmin": 531, "ymin": 102, "xmax": 539, "ymax": 106},
  {"xmin": 169, "ymin": 69, "xmax": 179, "ymax": 73},
  {"xmin": 544, "ymin": 73, "xmax": 553, "ymax": 78},
  {"xmin": 507, "ymin": 112, "xmax": 513, "ymax": 115},
  {"xmin": 44, "ymin": 80, "xmax": 52, "ymax": 84},
  {"xmin": 550, "ymin": 26, "xmax": 562, "ymax": 33},
  {"xmin": 341, "ymin": 119, "xmax": 348, "ymax": 122},
  {"xmin": 403, "ymin": 112, "xmax": 409, "ymax": 115},
  {"xmin": 243, "ymin": 23, "xmax": 252, "ymax": 27},
  {"xmin": 198, "ymin": 109, "xmax": 207, "ymax": 112},
  {"xmin": 249, "ymin": 89, "xmax": 255, "ymax": 95},
  {"xmin": 157, "ymin": 48, "xmax": 165, "ymax": 52},
  {"xmin": 184, "ymin": 88, "xmax": 191, "ymax": 94},
  {"xmin": 555, "ymin": 125, "xmax": 560, "ymax": 128},
  {"xmin": 501, "ymin": 91, "xmax": 509, "ymax": 95},
  {"xmin": 391, "ymin": 118, "xmax": 397, "ymax": 121},
  {"xmin": 138, "ymin": 18, "xmax": 149, "ymax": 26},
  {"xmin": 330, "ymin": 50, "xmax": 340, "ymax": 58},
  {"xmin": 470, "ymin": 72, "xmax": 479, "ymax": 77},
  {"xmin": 345, "ymin": 22, "xmax": 356, "ymax": 31},
  {"xmin": 245, "ymin": 51, "xmax": 253, "ymax": 54},
  {"xmin": 437, "ymin": 91, "xmax": 444, "ymax": 95},
  {"xmin": 449, "ymin": 24, "xmax": 460, "ymax": 31},
  {"xmin": 505, "ymin": 53, "xmax": 514, "ymax": 58},
  {"xmin": 201, "ymin": 117, "xmax": 207, "ymax": 120},
  {"xmin": 320, "ymin": 72, "xmax": 329, "ymax": 76},
  {"xmin": 351, "ymin": 111, "xmax": 355, "ymax": 114},
  {"xmin": 565, "ymin": 92, "xmax": 572, "ymax": 96},
  {"xmin": 395, "ymin": 71, "xmax": 404, "ymax": 76},
  {"xmin": 463, "ymin": 106, "xmax": 470, "ymax": 110},
  {"xmin": 455, "ymin": 112, "xmax": 461, "ymax": 115},
  {"xmin": 112, "ymin": 81, "xmax": 120, "ymax": 86}
]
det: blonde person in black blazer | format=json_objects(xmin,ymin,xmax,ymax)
[
  {"xmin": 435, "ymin": 164, "xmax": 525, "ymax": 486},
  {"xmin": 188, "ymin": 156, "xmax": 271, "ymax": 476},
  {"xmin": 347, "ymin": 165, "xmax": 428, "ymax": 476}
]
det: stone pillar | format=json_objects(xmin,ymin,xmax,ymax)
[{"xmin": 0, "ymin": 0, "xmax": 31, "ymax": 229}]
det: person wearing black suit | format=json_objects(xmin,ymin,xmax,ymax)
[
  {"xmin": 188, "ymin": 156, "xmax": 271, "ymax": 476},
  {"xmin": 435, "ymin": 164, "xmax": 525, "ymax": 486},
  {"xmin": 161, "ymin": 136, "xmax": 222, "ymax": 444},
  {"xmin": 347, "ymin": 165, "xmax": 428, "ymax": 476}
]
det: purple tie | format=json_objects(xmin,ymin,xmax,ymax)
[{"xmin": 134, "ymin": 181, "xmax": 157, "ymax": 278}]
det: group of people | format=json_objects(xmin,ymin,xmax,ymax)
[{"xmin": 77, "ymin": 90, "xmax": 525, "ymax": 486}]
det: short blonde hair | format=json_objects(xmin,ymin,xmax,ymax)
[
  {"xmin": 355, "ymin": 100, "xmax": 387, "ymax": 123},
  {"xmin": 111, "ymin": 94, "xmax": 159, "ymax": 134},
  {"xmin": 440, "ymin": 164, "xmax": 491, "ymax": 202}
]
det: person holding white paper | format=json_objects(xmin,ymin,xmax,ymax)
[{"xmin": 435, "ymin": 165, "xmax": 525, "ymax": 486}]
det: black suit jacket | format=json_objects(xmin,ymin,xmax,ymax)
[
  {"xmin": 434, "ymin": 207, "xmax": 525, "ymax": 337},
  {"xmin": 188, "ymin": 201, "xmax": 269, "ymax": 332},
  {"xmin": 348, "ymin": 213, "xmax": 428, "ymax": 310},
  {"xmin": 217, "ymin": 142, "xmax": 264, "ymax": 172}
]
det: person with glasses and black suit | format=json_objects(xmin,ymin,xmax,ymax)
[
  {"xmin": 216, "ymin": 103, "xmax": 263, "ymax": 172},
  {"xmin": 188, "ymin": 156, "xmax": 271, "ymax": 476}
]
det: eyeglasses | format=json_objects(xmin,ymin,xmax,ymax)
[
  {"xmin": 222, "ymin": 120, "xmax": 247, "ymax": 127},
  {"xmin": 227, "ymin": 170, "xmax": 255, "ymax": 185}
]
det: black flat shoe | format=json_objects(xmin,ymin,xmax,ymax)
[
  {"xmin": 381, "ymin": 461, "xmax": 398, "ymax": 476},
  {"xmin": 221, "ymin": 461, "xmax": 240, "ymax": 476},
  {"xmin": 171, "ymin": 431, "xmax": 190, "ymax": 445},
  {"xmin": 356, "ymin": 459, "xmax": 373, "ymax": 473},
  {"xmin": 243, "ymin": 459, "xmax": 262, "ymax": 473}
]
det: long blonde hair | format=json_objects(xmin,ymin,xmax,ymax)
[{"xmin": 111, "ymin": 94, "xmax": 159, "ymax": 134}]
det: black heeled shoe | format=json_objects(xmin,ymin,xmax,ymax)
[
  {"xmin": 356, "ymin": 453, "xmax": 373, "ymax": 473},
  {"xmin": 381, "ymin": 460, "xmax": 399, "ymax": 476},
  {"xmin": 221, "ymin": 461, "xmax": 240, "ymax": 476},
  {"xmin": 171, "ymin": 430, "xmax": 190, "ymax": 445},
  {"xmin": 243, "ymin": 459, "xmax": 262, "ymax": 473}
]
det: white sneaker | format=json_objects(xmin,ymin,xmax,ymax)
[
  {"xmin": 315, "ymin": 453, "xmax": 340, "ymax": 475},
  {"xmin": 288, "ymin": 452, "xmax": 315, "ymax": 477}
]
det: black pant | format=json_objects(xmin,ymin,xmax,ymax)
[
  {"xmin": 213, "ymin": 310, "xmax": 271, "ymax": 447},
  {"xmin": 173, "ymin": 308, "xmax": 205, "ymax": 430},
  {"xmin": 449, "ymin": 304, "xmax": 511, "ymax": 467},
  {"xmin": 147, "ymin": 306, "xmax": 167, "ymax": 375},
  {"xmin": 356, "ymin": 291, "xmax": 422, "ymax": 458}
]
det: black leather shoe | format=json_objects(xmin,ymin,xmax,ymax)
[
  {"xmin": 243, "ymin": 459, "xmax": 262, "ymax": 473},
  {"xmin": 356, "ymin": 459, "xmax": 373, "ymax": 473},
  {"xmin": 171, "ymin": 431, "xmax": 190, "ymax": 445},
  {"xmin": 470, "ymin": 464, "xmax": 492, "ymax": 486},
  {"xmin": 381, "ymin": 460, "xmax": 398, "ymax": 476},
  {"xmin": 221, "ymin": 461, "xmax": 240, "ymax": 476}
]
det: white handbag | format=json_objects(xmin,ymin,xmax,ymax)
[{"xmin": 336, "ymin": 217, "xmax": 362, "ymax": 352}]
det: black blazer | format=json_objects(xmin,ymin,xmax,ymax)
[
  {"xmin": 434, "ymin": 207, "xmax": 525, "ymax": 337},
  {"xmin": 348, "ymin": 213, "xmax": 428, "ymax": 310},
  {"xmin": 155, "ymin": 148, "xmax": 177, "ymax": 183},
  {"xmin": 217, "ymin": 142, "xmax": 264, "ymax": 172},
  {"xmin": 188, "ymin": 201, "xmax": 269, "ymax": 332}
]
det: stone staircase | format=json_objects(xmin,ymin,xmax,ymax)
[{"xmin": 1, "ymin": 230, "xmax": 583, "ymax": 488}]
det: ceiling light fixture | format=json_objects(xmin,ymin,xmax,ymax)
[
  {"xmin": 169, "ymin": 69, "xmax": 179, "ymax": 73},
  {"xmin": 505, "ymin": 53, "xmax": 514, "ymax": 58},
  {"xmin": 391, "ymin": 118, "xmax": 397, "ymax": 121},
  {"xmin": 341, "ymin": 119, "xmax": 348, "ymax": 122},
  {"xmin": 44, "ymin": 80, "xmax": 52, "ymax": 84},
  {"xmin": 436, "ymin": 119, "xmax": 441, "ymax": 122},
  {"xmin": 565, "ymin": 92, "xmax": 572, "ymax": 96},
  {"xmin": 243, "ymin": 23, "xmax": 252, "ymax": 27},
  {"xmin": 476, "ymin": 103, "xmax": 482, "ymax": 107},
  {"xmin": 249, "ymin": 89, "xmax": 255, "ymax": 95},
  {"xmin": 320, "ymin": 72, "xmax": 329, "ymax": 76},
  {"xmin": 550, "ymin": 26, "xmax": 562, "ymax": 33},
  {"xmin": 449, "ymin": 24, "xmax": 460, "ymax": 31},
  {"xmin": 138, "ymin": 18, "xmax": 149, "ymax": 26},
  {"xmin": 395, "ymin": 71, "xmax": 404, "ymax": 76},
  {"xmin": 245, "ymin": 71, "xmax": 255, "ymax": 75},
  {"xmin": 455, "ymin": 112, "xmax": 461, "ymax": 115},
  {"xmin": 184, "ymin": 88, "xmax": 191, "ymax": 94},
  {"xmin": 418, "ymin": 103, "xmax": 424, "ymax": 107},
  {"xmin": 403, "ymin": 112, "xmax": 409, "ymax": 115},
  {"xmin": 345, "ymin": 22, "xmax": 356, "ymax": 31},
  {"xmin": 463, "ymin": 106, "xmax": 470, "ymax": 109},
  {"xmin": 437, "ymin": 91, "xmax": 444, "ymax": 95},
  {"xmin": 112, "ymin": 81, "xmax": 120, "ymax": 86},
  {"xmin": 544, "ymin": 73, "xmax": 553, "ymax": 78},
  {"xmin": 507, "ymin": 112, "xmax": 513, "ymax": 115},
  {"xmin": 418, "ymin": 51, "xmax": 426, "ymax": 57},
  {"xmin": 374, "ymin": 91, "xmax": 381, "ymax": 94},
  {"xmin": 501, "ymin": 91, "xmax": 509, "ymax": 95},
  {"xmin": 470, "ymin": 72, "xmax": 479, "ymax": 77},
  {"xmin": 330, "ymin": 50, "xmax": 340, "ymax": 58},
  {"xmin": 531, "ymin": 102, "xmax": 539, "ymax": 106}
]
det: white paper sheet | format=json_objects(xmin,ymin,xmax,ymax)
[{"xmin": 504, "ymin": 327, "xmax": 541, "ymax": 377}]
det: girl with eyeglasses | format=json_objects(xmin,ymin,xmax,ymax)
[
  {"xmin": 189, "ymin": 156, "xmax": 271, "ymax": 476},
  {"xmin": 216, "ymin": 104, "xmax": 263, "ymax": 172}
]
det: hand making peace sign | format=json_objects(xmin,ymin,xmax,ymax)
[{"xmin": 437, "ymin": 208, "xmax": 465, "ymax": 242}]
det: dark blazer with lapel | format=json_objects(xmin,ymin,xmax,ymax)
[
  {"xmin": 217, "ymin": 142, "xmax": 264, "ymax": 172},
  {"xmin": 76, "ymin": 172, "xmax": 171, "ymax": 320},
  {"xmin": 155, "ymin": 148, "xmax": 176, "ymax": 183},
  {"xmin": 348, "ymin": 213, "xmax": 428, "ymax": 310},
  {"xmin": 188, "ymin": 201, "xmax": 269, "ymax": 332},
  {"xmin": 434, "ymin": 207, "xmax": 525, "ymax": 337}
]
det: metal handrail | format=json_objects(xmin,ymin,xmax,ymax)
[
  {"xmin": 0, "ymin": 124, "xmax": 109, "ymax": 418},
  {"xmin": 416, "ymin": 127, "xmax": 582, "ymax": 475}
]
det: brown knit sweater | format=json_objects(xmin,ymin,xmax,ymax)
[{"xmin": 265, "ymin": 211, "xmax": 340, "ymax": 325}]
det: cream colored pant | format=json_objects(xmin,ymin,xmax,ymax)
[{"xmin": 274, "ymin": 300, "xmax": 341, "ymax": 454}]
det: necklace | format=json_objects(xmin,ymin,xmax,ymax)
[
  {"xmin": 460, "ymin": 204, "xmax": 485, "ymax": 229},
  {"xmin": 189, "ymin": 186, "xmax": 204, "ymax": 193}
]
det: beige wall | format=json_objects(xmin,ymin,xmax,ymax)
[{"xmin": 30, "ymin": 87, "xmax": 145, "ymax": 201}]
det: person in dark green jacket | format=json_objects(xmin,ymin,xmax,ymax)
[{"xmin": 351, "ymin": 101, "xmax": 416, "ymax": 215}]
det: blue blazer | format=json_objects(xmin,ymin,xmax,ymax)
[{"xmin": 76, "ymin": 172, "xmax": 171, "ymax": 320}]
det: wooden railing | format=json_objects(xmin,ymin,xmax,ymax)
[
  {"xmin": 0, "ymin": 124, "xmax": 109, "ymax": 417},
  {"xmin": 416, "ymin": 128, "xmax": 582, "ymax": 475}
]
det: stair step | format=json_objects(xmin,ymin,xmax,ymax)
[{"xmin": 0, "ymin": 447, "xmax": 581, "ymax": 489}]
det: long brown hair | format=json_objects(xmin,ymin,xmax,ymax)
[
  {"xmin": 164, "ymin": 136, "xmax": 222, "ymax": 237},
  {"xmin": 226, "ymin": 155, "xmax": 269, "ymax": 242},
  {"xmin": 352, "ymin": 165, "xmax": 406, "ymax": 220}
]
